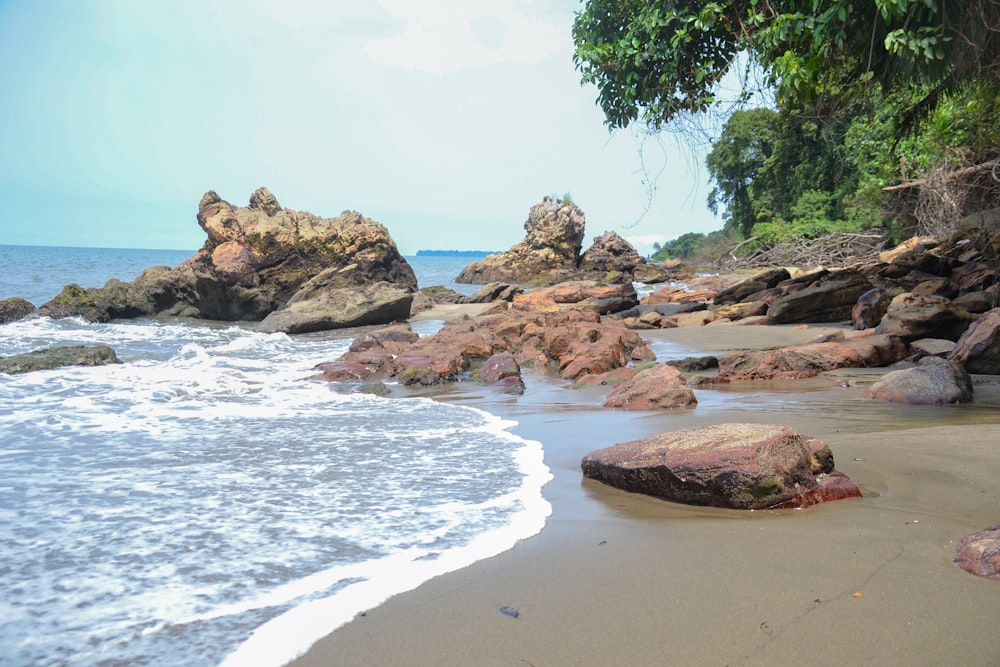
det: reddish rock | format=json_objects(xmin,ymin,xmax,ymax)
[
  {"xmin": 602, "ymin": 364, "xmax": 697, "ymax": 410},
  {"xmin": 949, "ymin": 308, "xmax": 1000, "ymax": 374},
  {"xmin": 641, "ymin": 287, "xmax": 717, "ymax": 305},
  {"xmin": 866, "ymin": 357, "xmax": 973, "ymax": 405},
  {"xmin": 581, "ymin": 423, "xmax": 861, "ymax": 510},
  {"xmin": 573, "ymin": 367, "xmax": 640, "ymax": 388},
  {"xmin": 718, "ymin": 335, "xmax": 908, "ymax": 381},
  {"xmin": 954, "ymin": 525, "xmax": 1000, "ymax": 580},
  {"xmin": 512, "ymin": 281, "xmax": 638, "ymax": 315},
  {"xmin": 477, "ymin": 352, "xmax": 525, "ymax": 394}
]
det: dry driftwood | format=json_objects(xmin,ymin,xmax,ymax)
[{"xmin": 717, "ymin": 232, "xmax": 886, "ymax": 271}]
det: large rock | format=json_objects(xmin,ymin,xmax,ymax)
[
  {"xmin": 0, "ymin": 345, "xmax": 120, "ymax": 374},
  {"xmin": 39, "ymin": 188, "xmax": 416, "ymax": 330},
  {"xmin": 718, "ymin": 334, "xmax": 909, "ymax": 381},
  {"xmin": 954, "ymin": 525, "xmax": 1000, "ymax": 580},
  {"xmin": 767, "ymin": 269, "xmax": 873, "ymax": 324},
  {"xmin": 852, "ymin": 288, "xmax": 893, "ymax": 330},
  {"xmin": 578, "ymin": 230, "xmax": 646, "ymax": 282},
  {"xmin": 455, "ymin": 198, "xmax": 647, "ymax": 285},
  {"xmin": 456, "ymin": 197, "xmax": 586, "ymax": 284},
  {"xmin": 713, "ymin": 268, "xmax": 790, "ymax": 306},
  {"xmin": 866, "ymin": 357, "xmax": 973, "ymax": 405},
  {"xmin": 875, "ymin": 292, "xmax": 977, "ymax": 341},
  {"xmin": 949, "ymin": 307, "xmax": 1000, "ymax": 374},
  {"xmin": 601, "ymin": 363, "xmax": 697, "ymax": 409},
  {"xmin": 581, "ymin": 423, "xmax": 861, "ymax": 510},
  {"xmin": 0, "ymin": 297, "xmax": 35, "ymax": 324}
]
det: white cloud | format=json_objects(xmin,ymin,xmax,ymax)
[{"xmin": 366, "ymin": 0, "xmax": 566, "ymax": 73}]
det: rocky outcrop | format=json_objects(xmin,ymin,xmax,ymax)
[
  {"xmin": 257, "ymin": 281, "xmax": 412, "ymax": 334},
  {"xmin": 713, "ymin": 268, "xmax": 790, "ymax": 305},
  {"xmin": 581, "ymin": 423, "xmax": 861, "ymax": 510},
  {"xmin": 601, "ymin": 363, "xmax": 697, "ymax": 410},
  {"xmin": 874, "ymin": 292, "xmax": 977, "ymax": 341},
  {"xmin": 866, "ymin": 357, "xmax": 973, "ymax": 405},
  {"xmin": 949, "ymin": 307, "xmax": 1000, "ymax": 374},
  {"xmin": 455, "ymin": 198, "xmax": 651, "ymax": 285},
  {"xmin": 0, "ymin": 298, "xmax": 34, "ymax": 324},
  {"xmin": 954, "ymin": 525, "xmax": 1000, "ymax": 580},
  {"xmin": 0, "ymin": 345, "xmax": 120, "ymax": 374},
  {"xmin": 39, "ymin": 188, "xmax": 416, "ymax": 332},
  {"xmin": 766, "ymin": 269, "xmax": 873, "ymax": 324}
]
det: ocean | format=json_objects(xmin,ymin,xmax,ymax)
[{"xmin": 0, "ymin": 246, "xmax": 552, "ymax": 667}]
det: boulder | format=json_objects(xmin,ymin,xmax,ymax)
[
  {"xmin": 477, "ymin": 352, "xmax": 525, "ymax": 393},
  {"xmin": 718, "ymin": 334, "xmax": 908, "ymax": 381},
  {"xmin": 581, "ymin": 423, "xmax": 861, "ymax": 510},
  {"xmin": 954, "ymin": 525, "xmax": 1000, "ymax": 580},
  {"xmin": 601, "ymin": 363, "xmax": 697, "ymax": 409},
  {"xmin": 0, "ymin": 344, "xmax": 120, "ymax": 374},
  {"xmin": 875, "ymin": 292, "xmax": 977, "ymax": 341},
  {"xmin": 39, "ymin": 188, "xmax": 416, "ymax": 330},
  {"xmin": 457, "ymin": 282, "xmax": 523, "ymax": 304},
  {"xmin": 948, "ymin": 307, "xmax": 1000, "ymax": 373},
  {"xmin": 866, "ymin": 357, "xmax": 973, "ymax": 405},
  {"xmin": 641, "ymin": 286, "xmax": 717, "ymax": 305},
  {"xmin": 0, "ymin": 297, "xmax": 35, "ymax": 324},
  {"xmin": 852, "ymin": 288, "xmax": 893, "ymax": 330},
  {"xmin": 767, "ymin": 269, "xmax": 873, "ymax": 324},
  {"xmin": 512, "ymin": 281, "xmax": 638, "ymax": 315},
  {"xmin": 456, "ymin": 197, "xmax": 586, "ymax": 284}
]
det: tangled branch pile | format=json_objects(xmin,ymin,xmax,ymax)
[{"xmin": 716, "ymin": 232, "xmax": 887, "ymax": 272}]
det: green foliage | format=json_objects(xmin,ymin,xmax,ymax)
[
  {"xmin": 650, "ymin": 232, "xmax": 708, "ymax": 260},
  {"xmin": 573, "ymin": 0, "xmax": 1000, "ymax": 130}
]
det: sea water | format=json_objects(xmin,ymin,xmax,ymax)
[{"xmin": 0, "ymin": 246, "xmax": 551, "ymax": 666}]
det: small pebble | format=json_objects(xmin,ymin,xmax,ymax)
[{"xmin": 499, "ymin": 606, "xmax": 519, "ymax": 618}]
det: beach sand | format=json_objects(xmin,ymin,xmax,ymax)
[{"xmin": 292, "ymin": 318, "xmax": 1000, "ymax": 666}]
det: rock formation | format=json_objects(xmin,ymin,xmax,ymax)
[
  {"xmin": 866, "ymin": 356, "xmax": 973, "ymax": 405},
  {"xmin": 455, "ymin": 197, "xmax": 651, "ymax": 285},
  {"xmin": 38, "ymin": 188, "xmax": 416, "ymax": 332},
  {"xmin": 0, "ymin": 298, "xmax": 34, "ymax": 324},
  {"xmin": 0, "ymin": 345, "xmax": 120, "ymax": 374},
  {"xmin": 581, "ymin": 423, "xmax": 861, "ymax": 510}
]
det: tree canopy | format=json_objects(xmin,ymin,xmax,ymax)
[{"xmin": 572, "ymin": 0, "xmax": 1000, "ymax": 129}]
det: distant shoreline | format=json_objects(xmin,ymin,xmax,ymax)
[{"xmin": 414, "ymin": 249, "xmax": 496, "ymax": 257}]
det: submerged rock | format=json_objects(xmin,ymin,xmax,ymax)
[
  {"xmin": 581, "ymin": 423, "xmax": 861, "ymax": 510},
  {"xmin": 0, "ymin": 345, "xmax": 120, "ymax": 374}
]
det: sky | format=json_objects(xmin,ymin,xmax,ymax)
[{"xmin": 0, "ymin": 0, "xmax": 723, "ymax": 256}]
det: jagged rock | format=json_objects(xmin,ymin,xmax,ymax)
[
  {"xmin": 0, "ymin": 345, "xmax": 120, "ymax": 374},
  {"xmin": 0, "ymin": 297, "xmax": 35, "ymax": 324},
  {"xmin": 578, "ymin": 230, "xmax": 646, "ymax": 282},
  {"xmin": 511, "ymin": 281, "xmax": 638, "ymax": 315},
  {"xmin": 949, "ymin": 307, "xmax": 1000, "ymax": 373},
  {"xmin": 866, "ymin": 357, "xmax": 973, "ymax": 405},
  {"xmin": 601, "ymin": 363, "xmax": 697, "ymax": 410},
  {"xmin": 456, "ymin": 197, "xmax": 586, "ymax": 284},
  {"xmin": 767, "ymin": 269, "xmax": 873, "ymax": 324},
  {"xmin": 875, "ymin": 292, "xmax": 977, "ymax": 341},
  {"xmin": 581, "ymin": 423, "xmax": 861, "ymax": 510},
  {"xmin": 40, "ymin": 188, "xmax": 416, "ymax": 331},
  {"xmin": 718, "ymin": 334, "xmax": 909, "ymax": 381},
  {"xmin": 713, "ymin": 268, "xmax": 790, "ymax": 305}
]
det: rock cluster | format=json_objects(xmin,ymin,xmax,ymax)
[
  {"xmin": 37, "ymin": 189, "xmax": 417, "ymax": 332},
  {"xmin": 455, "ymin": 197, "xmax": 655, "ymax": 285},
  {"xmin": 581, "ymin": 423, "xmax": 861, "ymax": 510}
]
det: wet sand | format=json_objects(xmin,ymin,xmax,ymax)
[{"xmin": 292, "ymin": 319, "xmax": 1000, "ymax": 666}]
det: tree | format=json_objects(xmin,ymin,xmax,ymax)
[{"xmin": 572, "ymin": 0, "xmax": 1000, "ymax": 130}]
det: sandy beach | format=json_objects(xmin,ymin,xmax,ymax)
[{"xmin": 292, "ymin": 316, "xmax": 1000, "ymax": 666}]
